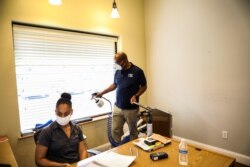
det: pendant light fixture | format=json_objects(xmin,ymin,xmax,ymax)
[
  {"xmin": 49, "ymin": 0, "xmax": 62, "ymax": 6},
  {"xmin": 111, "ymin": 0, "xmax": 120, "ymax": 18}
]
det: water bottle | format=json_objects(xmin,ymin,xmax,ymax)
[
  {"xmin": 179, "ymin": 139, "xmax": 188, "ymax": 165},
  {"xmin": 146, "ymin": 112, "xmax": 153, "ymax": 136}
]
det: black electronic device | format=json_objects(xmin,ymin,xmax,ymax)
[
  {"xmin": 150, "ymin": 152, "xmax": 168, "ymax": 161},
  {"xmin": 144, "ymin": 137, "xmax": 157, "ymax": 146}
]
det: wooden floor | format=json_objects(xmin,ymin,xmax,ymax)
[{"xmin": 235, "ymin": 162, "xmax": 250, "ymax": 167}]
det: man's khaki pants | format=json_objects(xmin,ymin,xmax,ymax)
[{"xmin": 112, "ymin": 105, "xmax": 139, "ymax": 143}]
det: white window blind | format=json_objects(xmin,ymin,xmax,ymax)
[{"xmin": 13, "ymin": 24, "xmax": 117, "ymax": 133}]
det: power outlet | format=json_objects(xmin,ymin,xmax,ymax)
[{"xmin": 222, "ymin": 131, "xmax": 228, "ymax": 139}]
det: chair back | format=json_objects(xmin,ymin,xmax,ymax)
[
  {"xmin": 33, "ymin": 119, "xmax": 53, "ymax": 144},
  {"xmin": 34, "ymin": 129, "xmax": 43, "ymax": 144}
]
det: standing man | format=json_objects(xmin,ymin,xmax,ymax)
[{"xmin": 95, "ymin": 51, "xmax": 147, "ymax": 143}]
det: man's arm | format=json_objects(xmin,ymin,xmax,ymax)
[
  {"xmin": 130, "ymin": 84, "xmax": 147, "ymax": 104},
  {"xmin": 96, "ymin": 83, "xmax": 117, "ymax": 97}
]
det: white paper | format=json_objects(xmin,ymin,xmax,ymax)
[
  {"xmin": 133, "ymin": 138, "xmax": 154, "ymax": 151},
  {"xmin": 86, "ymin": 161, "xmax": 107, "ymax": 167},
  {"xmin": 93, "ymin": 151, "xmax": 136, "ymax": 167},
  {"xmin": 133, "ymin": 137, "xmax": 170, "ymax": 151},
  {"xmin": 77, "ymin": 151, "xmax": 136, "ymax": 167},
  {"xmin": 77, "ymin": 152, "xmax": 105, "ymax": 167}
]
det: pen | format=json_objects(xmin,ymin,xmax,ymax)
[
  {"xmin": 136, "ymin": 148, "xmax": 139, "ymax": 157},
  {"xmin": 130, "ymin": 147, "xmax": 133, "ymax": 156}
]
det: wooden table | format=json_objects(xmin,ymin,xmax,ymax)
[
  {"xmin": 0, "ymin": 136, "xmax": 18, "ymax": 167},
  {"xmin": 113, "ymin": 139, "xmax": 235, "ymax": 167},
  {"xmin": 74, "ymin": 138, "xmax": 235, "ymax": 167}
]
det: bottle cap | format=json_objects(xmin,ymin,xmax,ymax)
[{"xmin": 180, "ymin": 139, "xmax": 186, "ymax": 142}]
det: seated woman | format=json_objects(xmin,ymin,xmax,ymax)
[{"xmin": 35, "ymin": 93, "xmax": 88, "ymax": 167}]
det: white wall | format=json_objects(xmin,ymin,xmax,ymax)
[{"xmin": 145, "ymin": 0, "xmax": 250, "ymax": 157}]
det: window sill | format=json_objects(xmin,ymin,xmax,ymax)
[
  {"xmin": 77, "ymin": 114, "xmax": 109, "ymax": 126},
  {"xmin": 18, "ymin": 114, "xmax": 109, "ymax": 140}
]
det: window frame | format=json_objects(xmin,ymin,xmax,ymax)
[{"xmin": 12, "ymin": 22, "xmax": 118, "ymax": 135}]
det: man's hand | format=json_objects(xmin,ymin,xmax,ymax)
[
  {"xmin": 95, "ymin": 92, "xmax": 103, "ymax": 98},
  {"xmin": 130, "ymin": 95, "xmax": 138, "ymax": 104},
  {"xmin": 91, "ymin": 92, "xmax": 102, "ymax": 99}
]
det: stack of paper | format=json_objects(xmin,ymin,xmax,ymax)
[
  {"xmin": 93, "ymin": 152, "xmax": 136, "ymax": 167},
  {"xmin": 150, "ymin": 133, "xmax": 171, "ymax": 145},
  {"xmin": 133, "ymin": 133, "xmax": 171, "ymax": 152},
  {"xmin": 77, "ymin": 151, "xmax": 136, "ymax": 167}
]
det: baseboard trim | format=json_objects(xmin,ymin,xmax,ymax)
[{"xmin": 173, "ymin": 135, "xmax": 250, "ymax": 166}]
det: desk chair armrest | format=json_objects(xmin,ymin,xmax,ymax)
[{"xmin": 87, "ymin": 149, "xmax": 101, "ymax": 156}]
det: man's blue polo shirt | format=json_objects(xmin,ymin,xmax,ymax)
[{"xmin": 114, "ymin": 63, "xmax": 147, "ymax": 109}]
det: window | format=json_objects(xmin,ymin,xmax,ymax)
[{"xmin": 12, "ymin": 23, "xmax": 117, "ymax": 133}]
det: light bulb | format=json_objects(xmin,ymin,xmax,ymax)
[
  {"xmin": 111, "ymin": 1, "xmax": 120, "ymax": 18},
  {"xmin": 49, "ymin": 0, "xmax": 62, "ymax": 6}
]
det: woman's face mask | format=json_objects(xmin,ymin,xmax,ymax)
[{"xmin": 56, "ymin": 113, "xmax": 71, "ymax": 126}]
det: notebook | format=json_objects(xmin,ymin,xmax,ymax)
[{"xmin": 133, "ymin": 133, "xmax": 171, "ymax": 152}]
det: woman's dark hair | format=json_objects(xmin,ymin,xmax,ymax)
[{"xmin": 56, "ymin": 92, "xmax": 72, "ymax": 108}]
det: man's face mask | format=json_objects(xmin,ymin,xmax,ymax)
[
  {"xmin": 114, "ymin": 58, "xmax": 126, "ymax": 70},
  {"xmin": 113, "ymin": 63, "xmax": 122, "ymax": 70}
]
